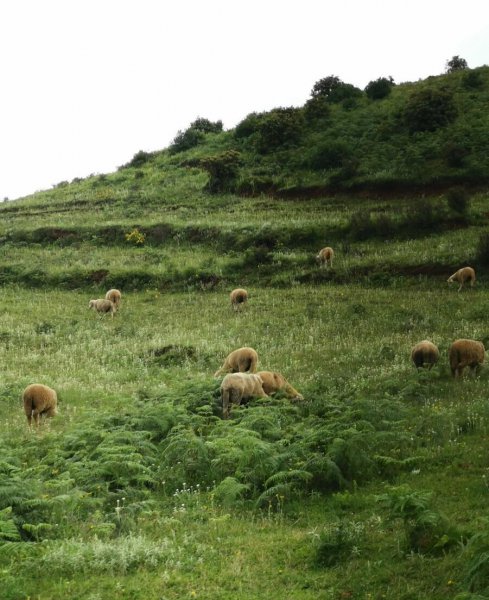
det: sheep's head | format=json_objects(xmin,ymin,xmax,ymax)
[{"xmin": 88, "ymin": 300, "xmax": 96, "ymax": 309}]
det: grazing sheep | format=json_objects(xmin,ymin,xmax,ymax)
[
  {"xmin": 214, "ymin": 347, "xmax": 258, "ymax": 378},
  {"xmin": 257, "ymin": 370, "xmax": 304, "ymax": 401},
  {"xmin": 220, "ymin": 373, "xmax": 268, "ymax": 419},
  {"xmin": 105, "ymin": 288, "xmax": 122, "ymax": 307},
  {"xmin": 448, "ymin": 338, "xmax": 485, "ymax": 378},
  {"xmin": 230, "ymin": 288, "xmax": 248, "ymax": 312},
  {"xmin": 411, "ymin": 340, "xmax": 440, "ymax": 370},
  {"xmin": 447, "ymin": 266, "xmax": 475, "ymax": 292},
  {"xmin": 23, "ymin": 383, "xmax": 58, "ymax": 427},
  {"xmin": 89, "ymin": 299, "xmax": 116, "ymax": 318},
  {"xmin": 316, "ymin": 246, "xmax": 334, "ymax": 269}
]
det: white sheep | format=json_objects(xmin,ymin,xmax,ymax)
[
  {"xmin": 448, "ymin": 338, "xmax": 485, "ymax": 378},
  {"xmin": 447, "ymin": 266, "xmax": 475, "ymax": 291},
  {"xmin": 214, "ymin": 347, "xmax": 259, "ymax": 378},
  {"xmin": 230, "ymin": 288, "xmax": 248, "ymax": 312},
  {"xmin": 89, "ymin": 298, "xmax": 116, "ymax": 318},
  {"xmin": 316, "ymin": 246, "xmax": 334, "ymax": 269},
  {"xmin": 411, "ymin": 340, "xmax": 440, "ymax": 370},
  {"xmin": 23, "ymin": 383, "xmax": 58, "ymax": 427},
  {"xmin": 105, "ymin": 288, "xmax": 122, "ymax": 307},
  {"xmin": 220, "ymin": 373, "xmax": 268, "ymax": 419}
]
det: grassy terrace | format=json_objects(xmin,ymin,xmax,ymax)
[{"xmin": 2, "ymin": 65, "xmax": 489, "ymax": 599}]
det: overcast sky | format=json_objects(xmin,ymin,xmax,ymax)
[{"xmin": 1, "ymin": 0, "xmax": 488, "ymax": 201}]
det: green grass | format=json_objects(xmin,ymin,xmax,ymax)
[{"xmin": 2, "ymin": 82, "xmax": 489, "ymax": 596}]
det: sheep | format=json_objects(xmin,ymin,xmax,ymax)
[
  {"xmin": 448, "ymin": 338, "xmax": 485, "ymax": 378},
  {"xmin": 214, "ymin": 347, "xmax": 258, "ymax": 378},
  {"xmin": 220, "ymin": 373, "xmax": 268, "ymax": 419},
  {"xmin": 447, "ymin": 266, "xmax": 475, "ymax": 292},
  {"xmin": 316, "ymin": 246, "xmax": 334, "ymax": 269},
  {"xmin": 257, "ymin": 370, "xmax": 304, "ymax": 401},
  {"xmin": 105, "ymin": 288, "xmax": 122, "ymax": 307},
  {"xmin": 230, "ymin": 288, "xmax": 248, "ymax": 312},
  {"xmin": 23, "ymin": 383, "xmax": 58, "ymax": 427},
  {"xmin": 89, "ymin": 298, "xmax": 116, "ymax": 318},
  {"xmin": 411, "ymin": 340, "xmax": 440, "ymax": 370}
]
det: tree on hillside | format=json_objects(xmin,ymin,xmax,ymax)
[
  {"xmin": 311, "ymin": 75, "xmax": 362, "ymax": 103},
  {"xmin": 190, "ymin": 117, "xmax": 223, "ymax": 134},
  {"xmin": 252, "ymin": 107, "xmax": 304, "ymax": 153},
  {"xmin": 365, "ymin": 76, "xmax": 395, "ymax": 100},
  {"xmin": 403, "ymin": 87, "xmax": 457, "ymax": 133},
  {"xmin": 446, "ymin": 55, "xmax": 468, "ymax": 73}
]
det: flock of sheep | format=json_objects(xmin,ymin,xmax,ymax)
[{"xmin": 22, "ymin": 250, "xmax": 483, "ymax": 425}]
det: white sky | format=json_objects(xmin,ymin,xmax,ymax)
[{"xmin": 1, "ymin": 0, "xmax": 488, "ymax": 200}]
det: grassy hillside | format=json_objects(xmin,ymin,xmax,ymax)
[{"xmin": 1, "ymin": 67, "xmax": 489, "ymax": 599}]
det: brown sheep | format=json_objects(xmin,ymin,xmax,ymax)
[
  {"xmin": 257, "ymin": 370, "xmax": 304, "ymax": 401},
  {"xmin": 214, "ymin": 347, "xmax": 258, "ymax": 378},
  {"xmin": 316, "ymin": 246, "xmax": 334, "ymax": 269},
  {"xmin": 105, "ymin": 288, "xmax": 122, "ymax": 307},
  {"xmin": 23, "ymin": 383, "xmax": 58, "ymax": 427},
  {"xmin": 411, "ymin": 340, "xmax": 440, "ymax": 370},
  {"xmin": 220, "ymin": 373, "xmax": 268, "ymax": 419},
  {"xmin": 448, "ymin": 338, "xmax": 485, "ymax": 378},
  {"xmin": 89, "ymin": 298, "xmax": 116, "ymax": 318},
  {"xmin": 230, "ymin": 288, "xmax": 248, "ymax": 312},
  {"xmin": 447, "ymin": 266, "xmax": 475, "ymax": 292}
]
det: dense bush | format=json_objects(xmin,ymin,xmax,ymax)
[
  {"xmin": 253, "ymin": 107, "xmax": 304, "ymax": 153},
  {"xmin": 446, "ymin": 55, "xmax": 468, "ymax": 73},
  {"xmin": 403, "ymin": 87, "xmax": 458, "ymax": 133},
  {"xmin": 365, "ymin": 76, "xmax": 394, "ymax": 100},
  {"xmin": 123, "ymin": 150, "xmax": 154, "ymax": 169},
  {"xmin": 194, "ymin": 150, "xmax": 242, "ymax": 194},
  {"xmin": 309, "ymin": 140, "xmax": 351, "ymax": 170},
  {"xmin": 169, "ymin": 127, "xmax": 205, "ymax": 154},
  {"xmin": 303, "ymin": 96, "xmax": 331, "ymax": 121},
  {"xmin": 311, "ymin": 75, "xmax": 363, "ymax": 104},
  {"xmin": 190, "ymin": 117, "xmax": 223, "ymax": 134},
  {"xmin": 446, "ymin": 186, "xmax": 470, "ymax": 215},
  {"xmin": 234, "ymin": 112, "xmax": 262, "ymax": 139}
]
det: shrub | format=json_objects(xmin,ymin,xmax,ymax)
[
  {"xmin": 313, "ymin": 520, "xmax": 365, "ymax": 566},
  {"xmin": 446, "ymin": 55, "xmax": 468, "ymax": 73},
  {"xmin": 462, "ymin": 69, "xmax": 484, "ymax": 89},
  {"xmin": 125, "ymin": 228, "xmax": 146, "ymax": 245},
  {"xmin": 446, "ymin": 187, "xmax": 470, "ymax": 215},
  {"xmin": 475, "ymin": 232, "xmax": 489, "ymax": 266},
  {"xmin": 463, "ymin": 519, "xmax": 489, "ymax": 593},
  {"xmin": 365, "ymin": 76, "xmax": 394, "ymax": 100},
  {"xmin": 303, "ymin": 97, "xmax": 331, "ymax": 122},
  {"xmin": 403, "ymin": 87, "xmax": 458, "ymax": 133},
  {"xmin": 234, "ymin": 112, "xmax": 262, "ymax": 139},
  {"xmin": 443, "ymin": 139, "xmax": 470, "ymax": 167},
  {"xmin": 124, "ymin": 150, "xmax": 153, "ymax": 169},
  {"xmin": 169, "ymin": 127, "xmax": 205, "ymax": 154},
  {"xmin": 309, "ymin": 141, "xmax": 351, "ymax": 170},
  {"xmin": 311, "ymin": 75, "xmax": 341, "ymax": 98},
  {"xmin": 254, "ymin": 107, "xmax": 304, "ymax": 153},
  {"xmin": 311, "ymin": 75, "xmax": 362, "ymax": 103},
  {"xmin": 379, "ymin": 486, "xmax": 458, "ymax": 554},
  {"xmin": 190, "ymin": 117, "xmax": 223, "ymax": 134},
  {"xmin": 184, "ymin": 150, "xmax": 241, "ymax": 194}
]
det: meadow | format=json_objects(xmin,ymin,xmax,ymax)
[
  {"xmin": 2, "ymin": 63, "xmax": 489, "ymax": 598},
  {"xmin": 1, "ymin": 187, "xmax": 489, "ymax": 600}
]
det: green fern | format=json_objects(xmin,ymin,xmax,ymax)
[
  {"xmin": 0, "ymin": 507, "xmax": 21, "ymax": 542},
  {"xmin": 213, "ymin": 477, "xmax": 250, "ymax": 507}
]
